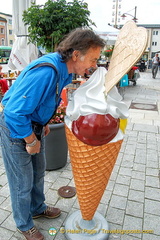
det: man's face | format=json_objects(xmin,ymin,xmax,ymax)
[{"xmin": 72, "ymin": 47, "xmax": 101, "ymax": 76}]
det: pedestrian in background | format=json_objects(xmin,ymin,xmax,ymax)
[
  {"xmin": 152, "ymin": 53, "xmax": 159, "ymax": 78},
  {"xmin": 0, "ymin": 28, "xmax": 105, "ymax": 240}
]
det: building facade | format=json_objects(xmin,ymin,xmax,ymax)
[{"xmin": 0, "ymin": 12, "xmax": 14, "ymax": 47}]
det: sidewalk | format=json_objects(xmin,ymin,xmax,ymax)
[{"xmin": 0, "ymin": 70, "xmax": 160, "ymax": 240}]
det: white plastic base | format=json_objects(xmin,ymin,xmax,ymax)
[{"xmin": 64, "ymin": 210, "xmax": 109, "ymax": 240}]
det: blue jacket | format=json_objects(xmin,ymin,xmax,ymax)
[{"xmin": 2, "ymin": 52, "xmax": 72, "ymax": 138}]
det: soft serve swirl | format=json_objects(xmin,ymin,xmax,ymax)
[{"xmin": 65, "ymin": 67, "xmax": 129, "ymax": 145}]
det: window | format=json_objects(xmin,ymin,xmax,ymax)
[
  {"xmin": 0, "ymin": 28, "xmax": 4, "ymax": 34},
  {"xmin": 10, "ymin": 40, "xmax": 13, "ymax": 45},
  {"xmin": 152, "ymin": 42, "xmax": 157, "ymax": 46},
  {"xmin": 9, "ymin": 29, "xmax": 12, "ymax": 35},
  {"xmin": 1, "ymin": 39, "xmax": 5, "ymax": 45},
  {"xmin": 153, "ymin": 31, "xmax": 158, "ymax": 35},
  {"xmin": 8, "ymin": 19, "xmax": 12, "ymax": 25}
]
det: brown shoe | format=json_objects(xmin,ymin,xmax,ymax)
[
  {"xmin": 17, "ymin": 226, "xmax": 44, "ymax": 240},
  {"xmin": 33, "ymin": 206, "xmax": 61, "ymax": 219}
]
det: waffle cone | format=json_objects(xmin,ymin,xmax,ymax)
[
  {"xmin": 65, "ymin": 125, "xmax": 123, "ymax": 220},
  {"xmin": 105, "ymin": 20, "xmax": 148, "ymax": 93}
]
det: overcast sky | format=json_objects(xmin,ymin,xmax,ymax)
[{"xmin": 1, "ymin": 0, "xmax": 160, "ymax": 31}]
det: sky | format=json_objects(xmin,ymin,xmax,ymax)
[{"xmin": 1, "ymin": 0, "xmax": 160, "ymax": 32}]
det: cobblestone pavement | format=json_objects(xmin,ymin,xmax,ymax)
[{"xmin": 0, "ymin": 70, "xmax": 160, "ymax": 240}]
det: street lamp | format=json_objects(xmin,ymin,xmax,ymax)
[{"xmin": 121, "ymin": 6, "xmax": 138, "ymax": 23}]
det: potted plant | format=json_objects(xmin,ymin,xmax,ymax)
[{"xmin": 45, "ymin": 100, "xmax": 68, "ymax": 170}]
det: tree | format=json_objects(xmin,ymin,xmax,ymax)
[{"xmin": 23, "ymin": 0, "xmax": 95, "ymax": 52}]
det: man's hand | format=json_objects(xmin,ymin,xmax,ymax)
[{"xmin": 44, "ymin": 124, "xmax": 50, "ymax": 136}]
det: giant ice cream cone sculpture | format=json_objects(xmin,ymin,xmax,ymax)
[
  {"xmin": 64, "ymin": 21, "xmax": 148, "ymax": 239},
  {"xmin": 65, "ymin": 65, "xmax": 129, "ymax": 223}
]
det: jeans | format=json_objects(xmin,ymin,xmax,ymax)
[
  {"xmin": 152, "ymin": 64, "xmax": 158, "ymax": 78},
  {"xmin": 0, "ymin": 111, "xmax": 47, "ymax": 231}
]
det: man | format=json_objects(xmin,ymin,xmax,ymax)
[
  {"xmin": 152, "ymin": 53, "xmax": 159, "ymax": 78},
  {"xmin": 0, "ymin": 28, "xmax": 105, "ymax": 240}
]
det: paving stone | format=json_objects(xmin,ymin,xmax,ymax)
[
  {"xmin": 44, "ymin": 171, "xmax": 61, "ymax": 183},
  {"xmin": 121, "ymin": 235, "xmax": 141, "ymax": 240},
  {"xmin": 134, "ymin": 153, "xmax": 146, "ymax": 165},
  {"xmin": 119, "ymin": 167, "xmax": 132, "ymax": 177},
  {"xmin": 101, "ymin": 189, "xmax": 112, "ymax": 204},
  {"xmin": 132, "ymin": 170, "xmax": 145, "ymax": 180},
  {"xmin": 145, "ymin": 176, "xmax": 159, "ymax": 188},
  {"xmin": 110, "ymin": 195, "xmax": 127, "ymax": 210},
  {"xmin": 10, "ymin": 237, "xmax": 19, "ymax": 240},
  {"xmin": 51, "ymin": 177, "xmax": 70, "ymax": 190},
  {"xmin": 113, "ymin": 184, "xmax": 129, "ymax": 197},
  {"xmin": 126, "ymin": 200, "xmax": 144, "ymax": 218},
  {"xmin": 133, "ymin": 124, "xmax": 158, "ymax": 133},
  {"xmin": 143, "ymin": 213, "xmax": 160, "ymax": 236},
  {"xmin": 130, "ymin": 179, "xmax": 145, "ymax": 191},
  {"xmin": 60, "ymin": 170, "xmax": 73, "ymax": 179},
  {"xmin": 0, "ymin": 196, "xmax": 12, "ymax": 211},
  {"xmin": 110, "ymin": 171, "xmax": 118, "ymax": 181},
  {"xmin": 146, "ymin": 167, "xmax": 159, "ymax": 177},
  {"xmin": 126, "ymin": 136, "xmax": 137, "ymax": 145},
  {"xmin": 44, "ymin": 181, "xmax": 53, "ymax": 194},
  {"xmin": 124, "ymin": 144, "xmax": 136, "ymax": 155},
  {"xmin": 0, "ymin": 184, "xmax": 10, "ymax": 198},
  {"xmin": 107, "ymin": 207, "xmax": 125, "ymax": 225},
  {"xmin": 144, "ymin": 199, "xmax": 160, "ymax": 215},
  {"xmin": 116, "ymin": 174, "xmax": 131, "ymax": 186},
  {"xmin": 125, "ymin": 130, "xmax": 138, "ymax": 138},
  {"xmin": 53, "ymin": 231, "xmax": 67, "ymax": 240},
  {"xmin": 133, "ymin": 163, "xmax": 145, "ymax": 172},
  {"xmin": 123, "ymin": 215, "xmax": 143, "ymax": 239},
  {"xmin": 106, "ymin": 180, "xmax": 115, "ymax": 191},
  {"xmin": 0, "ymin": 195, "xmax": 6, "ymax": 205},
  {"xmin": 97, "ymin": 202, "xmax": 108, "ymax": 216},
  {"xmin": 55, "ymin": 196, "xmax": 76, "ymax": 212},
  {"xmin": 147, "ymin": 143, "xmax": 158, "ymax": 150},
  {"xmin": 147, "ymin": 150, "xmax": 158, "ymax": 162},
  {"xmin": 0, "ymin": 208, "xmax": 11, "ymax": 225},
  {"xmin": 45, "ymin": 189, "xmax": 60, "ymax": 205},
  {"xmin": 145, "ymin": 186, "xmax": 160, "ymax": 201},
  {"xmin": 121, "ymin": 158, "xmax": 134, "ymax": 168},
  {"xmin": 0, "ymin": 227, "xmax": 14, "ymax": 240},
  {"xmin": 107, "ymin": 223, "xmax": 123, "ymax": 240},
  {"xmin": 1, "ymin": 213, "xmax": 16, "ymax": 231},
  {"xmin": 0, "ymin": 173, "xmax": 8, "ymax": 186},
  {"xmin": 136, "ymin": 142, "xmax": 146, "ymax": 150},
  {"xmin": 142, "ymin": 233, "xmax": 160, "ymax": 240},
  {"xmin": 128, "ymin": 189, "xmax": 144, "ymax": 203}
]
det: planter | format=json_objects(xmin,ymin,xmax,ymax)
[{"xmin": 45, "ymin": 123, "xmax": 68, "ymax": 170}]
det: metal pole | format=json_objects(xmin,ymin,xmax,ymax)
[
  {"xmin": 114, "ymin": 0, "xmax": 118, "ymax": 28},
  {"xmin": 134, "ymin": 6, "xmax": 137, "ymax": 21}
]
